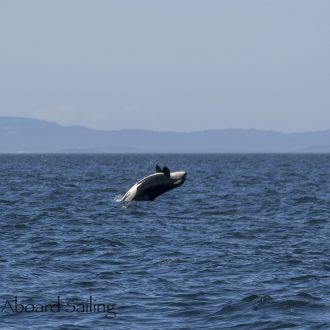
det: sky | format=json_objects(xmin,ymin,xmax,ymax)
[{"xmin": 1, "ymin": 0, "xmax": 330, "ymax": 132}]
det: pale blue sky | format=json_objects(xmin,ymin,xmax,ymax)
[{"xmin": 1, "ymin": 1, "xmax": 329, "ymax": 132}]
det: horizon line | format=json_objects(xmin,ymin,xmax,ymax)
[{"xmin": 1, "ymin": 115, "xmax": 329, "ymax": 135}]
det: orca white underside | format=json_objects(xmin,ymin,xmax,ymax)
[{"xmin": 121, "ymin": 167, "xmax": 187, "ymax": 202}]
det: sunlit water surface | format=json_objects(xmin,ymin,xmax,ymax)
[{"xmin": 1, "ymin": 154, "xmax": 330, "ymax": 329}]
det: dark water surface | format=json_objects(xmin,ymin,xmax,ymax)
[{"xmin": 1, "ymin": 154, "xmax": 330, "ymax": 329}]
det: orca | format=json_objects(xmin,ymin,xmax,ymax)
[{"xmin": 121, "ymin": 165, "xmax": 187, "ymax": 201}]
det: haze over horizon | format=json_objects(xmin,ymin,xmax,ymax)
[
  {"xmin": 2, "ymin": 116, "xmax": 330, "ymax": 154},
  {"xmin": 2, "ymin": 115, "xmax": 330, "ymax": 135},
  {"xmin": 1, "ymin": 1, "xmax": 329, "ymax": 133}
]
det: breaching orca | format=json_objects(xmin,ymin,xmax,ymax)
[{"xmin": 121, "ymin": 165, "xmax": 187, "ymax": 201}]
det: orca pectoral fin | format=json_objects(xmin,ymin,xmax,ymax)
[
  {"xmin": 156, "ymin": 164, "xmax": 162, "ymax": 173},
  {"xmin": 163, "ymin": 166, "xmax": 170, "ymax": 177}
]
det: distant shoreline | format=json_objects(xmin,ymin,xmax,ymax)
[{"xmin": 2, "ymin": 117, "xmax": 330, "ymax": 153}]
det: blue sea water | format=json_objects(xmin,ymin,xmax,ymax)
[{"xmin": 1, "ymin": 154, "xmax": 330, "ymax": 329}]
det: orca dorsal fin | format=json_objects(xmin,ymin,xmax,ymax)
[
  {"xmin": 156, "ymin": 164, "xmax": 162, "ymax": 173},
  {"xmin": 163, "ymin": 166, "xmax": 170, "ymax": 177}
]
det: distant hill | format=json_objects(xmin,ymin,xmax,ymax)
[{"xmin": 1, "ymin": 116, "xmax": 330, "ymax": 153}]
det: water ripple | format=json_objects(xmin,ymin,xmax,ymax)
[{"xmin": 1, "ymin": 154, "xmax": 330, "ymax": 329}]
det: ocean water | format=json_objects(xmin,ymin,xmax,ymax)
[{"xmin": 1, "ymin": 154, "xmax": 330, "ymax": 329}]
